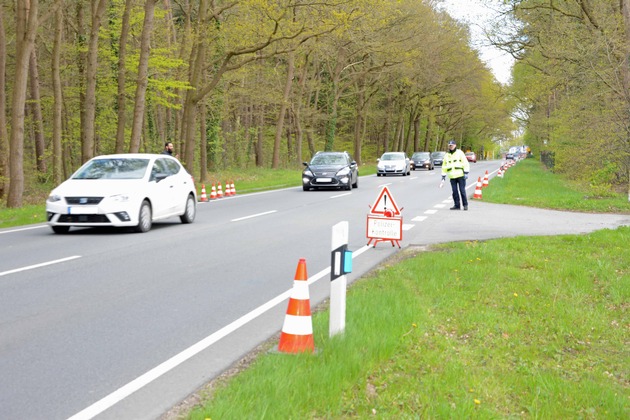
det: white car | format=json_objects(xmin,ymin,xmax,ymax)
[
  {"xmin": 377, "ymin": 152, "xmax": 411, "ymax": 176},
  {"xmin": 46, "ymin": 154, "xmax": 197, "ymax": 234}
]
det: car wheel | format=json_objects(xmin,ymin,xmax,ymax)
[
  {"xmin": 135, "ymin": 200, "xmax": 152, "ymax": 233},
  {"xmin": 302, "ymin": 185, "xmax": 309, "ymax": 191},
  {"xmin": 52, "ymin": 226, "xmax": 70, "ymax": 234},
  {"xmin": 352, "ymin": 176, "xmax": 358, "ymax": 189},
  {"xmin": 180, "ymin": 194, "xmax": 196, "ymax": 224}
]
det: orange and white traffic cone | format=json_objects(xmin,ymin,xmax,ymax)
[
  {"xmin": 278, "ymin": 258, "xmax": 314, "ymax": 354},
  {"xmin": 482, "ymin": 170, "xmax": 489, "ymax": 188},
  {"xmin": 225, "ymin": 181, "xmax": 233, "ymax": 196},
  {"xmin": 217, "ymin": 182, "xmax": 223, "ymax": 198},
  {"xmin": 230, "ymin": 181, "xmax": 236, "ymax": 196},
  {"xmin": 199, "ymin": 184, "xmax": 208, "ymax": 202},
  {"xmin": 210, "ymin": 183, "xmax": 217, "ymax": 200},
  {"xmin": 473, "ymin": 177, "xmax": 483, "ymax": 199},
  {"xmin": 497, "ymin": 166, "xmax": 503, "ymax": 178}
]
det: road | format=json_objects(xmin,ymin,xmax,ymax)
[{"xmin": 1, "ymin": 160, "xmax": 628, "ymax": 420}]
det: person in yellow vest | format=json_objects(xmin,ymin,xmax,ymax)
[{"xmin": 441, "ymin": 139, "xmax": 470, "ymax": 210}]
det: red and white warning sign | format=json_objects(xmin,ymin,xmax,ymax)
[
  {"xmin": 367, "ymin": 186, "xmax": 402, "ymax": 248},
  {"xmin": 369, "ymin": 186, "xmax": 401, "ymax": 216}
]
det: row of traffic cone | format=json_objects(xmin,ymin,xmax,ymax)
[
  {"xmin": 472, "ymin": 170, "xmax": 490, "ymax": 200},
  {"xmin": 199, "ymin": 181, "xmax": 237, "ymax": 202}
]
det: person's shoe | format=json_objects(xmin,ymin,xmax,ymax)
[
  {"xmin": 463, "ymin": 205, "xmax": 468, "ymax": 210},
  {"xmin": 449, "ymin": 206, "xmax": 460, "ymax": 210}
]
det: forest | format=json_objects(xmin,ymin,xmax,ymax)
[{"xmin": 0, "ymin": 0, "xmax": 628, "ymax": 208}]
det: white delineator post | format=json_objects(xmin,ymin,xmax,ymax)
[{"xmin": 330, "ymin": 221, "xmax": 349, "ymax": 337}]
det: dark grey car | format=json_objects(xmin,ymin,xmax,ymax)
[
  {"xmin": 431, "ymin": 151, "xmax": 446, "ymax": 167},
  {"xmin": 302, "ymin": 151, "xmax": 359, "ymax": 191},
  {"xmin": 411, "ymin": 152, "xmax": 434, "ymax": 170}
]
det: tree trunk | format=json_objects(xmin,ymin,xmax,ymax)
[
  {"xmin": 29, "ymin": 48, "xmax": 47, "ymax": 174},
  {"xmin": 51, "ymin": 2, "xmax": 63, "ymax": 185},
  {"xmin": 0, "ymin": 6, "xmax": 8, "ymax": 199},
  {"xmin": 81, "ymin": 0, "xmax": 107, "ymax": 163},
  {"xmin": 8, "ymin": 0, "xmax": 38, "ymax": 208},
  {"xmin": 115, "ymin": 0, "xmax": 133, "ymax": 153},
  {"xmin": 199, "ymin": 103, "xmax": 207, "ymax": 183},
  {"xmin": 272, "ymin": 50, "xmax": 295, "ymax": 168},
  {"xmin": 129, "ymin": 0, "xmax": 157, "ymax": 153}
]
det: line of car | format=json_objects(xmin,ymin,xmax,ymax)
[{"xmin": 46, "ymin": 149, "xmax": 479, "ymax": 234}]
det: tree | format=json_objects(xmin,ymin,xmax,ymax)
[{"xmin": 7, "ymin": 0, "xmax": 39, "ymax": 208}]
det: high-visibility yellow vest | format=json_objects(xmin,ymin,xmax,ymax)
[{"xmin": 442, "ymin": 149, "xmax": 470, "ymax": 179}]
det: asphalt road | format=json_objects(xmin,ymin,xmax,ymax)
[{"xmin": 1, "ymin": 160, "xmax": 628, "ymax": 420}]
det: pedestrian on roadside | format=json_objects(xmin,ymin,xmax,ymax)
[
  {"xmin": 162, "ymin": 141, "xmax": 179, "ymax": 159},
  {"xmin": 441, "ymin": 139, "xmax": 470, "ymax": 210}
]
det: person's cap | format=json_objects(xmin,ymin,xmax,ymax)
[{"xmin": 448, "ymin": 140, "xmax": 456, "ymax": 145}]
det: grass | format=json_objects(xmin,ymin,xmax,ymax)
[{"xmin": 176, "ymin": 159, "xmax": 629, "ymax": 419}]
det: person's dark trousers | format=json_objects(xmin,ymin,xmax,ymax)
[{"xmin": 450, "ymin": 176, "xmax": 468, "ymax": 208}]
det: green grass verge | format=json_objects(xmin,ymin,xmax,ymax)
[{"xmin": 179, "ymin": 159, "xmax": 629, "ymax": 419}]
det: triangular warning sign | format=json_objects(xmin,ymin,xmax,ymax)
[{"xmin": 369, "ymin": 186, "xmax": 401, "ymax": 215}]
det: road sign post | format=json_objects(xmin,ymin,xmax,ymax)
[{"xmin": 330, "ymin": 221, "xmax": 351, "ymax": 337}]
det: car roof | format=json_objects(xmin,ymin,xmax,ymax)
[{"xmin": 91, "ymin": 153, "xmax": 169, "ymax": 160}]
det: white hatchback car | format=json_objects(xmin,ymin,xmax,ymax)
[
  {"xmin": 46, "ymin": 154, "xmax": 197, "ymax": 234},
  {"xmin": 377, "ymin": 152, "xmax": 411, "ymax": 176}
]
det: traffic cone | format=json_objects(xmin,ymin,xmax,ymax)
[
  {"xmin": 230, "ymin": 181, "xmax": 236, "ymax": 196},
  {"xmin": 482, "ymin": 170, "xmax": 489, "ymax": 188},
  {"xmin": 199, "ymin": 184, "xmax": 208, "ymax": 202},
  {"xmin": 473, "ymin": 177, "xmax": 483, "ymax": 199},
  {"xmin": 278, "ymin": 259, "xmax": 314, "ymax": 354},
  {"xmin": 225, "ymin": 181, "xmax": 233, "ymax": 196},
  {"xmin": 497, "ymin": 166, "xmax": 503, "ymax": 178},
  {"xmin": 217, "ymin": 182, "xmax": 223, "ymax": 198},
  {"xmin": 210, "ymin": 183, "xmax": 217, "ymax": 200}
]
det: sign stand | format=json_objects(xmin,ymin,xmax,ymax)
[{"xmin": 366, "ymin": 186, "xmax": 403, "ymax": 248}]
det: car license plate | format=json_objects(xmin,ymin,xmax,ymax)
[
  {"xmin": 317, "ymin": 177, "xmax": 332, "ymax": 183},
  {"xmin": 68, "ymin": 206, "xmax": 98, "ymax": 214}
]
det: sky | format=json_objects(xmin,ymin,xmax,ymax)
[{"xmin": 439, "ymin": 0, "xmax": 514, "ymax": 85}]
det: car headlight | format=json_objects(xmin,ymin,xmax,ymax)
[
  {"xmin": 336, "ymin": 167, "xmax": 350, "ymax": 176},
  {"xmin": 47, "ymin": 194, "xmax": 62, "ymax": 203},
  {"xmin": 110, "ymin": 194, "xmax": 130, "ymax": 202},
  {"xmin": 303, "ymin": 169, "xmax": 313, "ymax": 177}
]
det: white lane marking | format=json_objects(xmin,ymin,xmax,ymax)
[
  {"xmin": 68, "ymin": 245, "xmax": 372, "ymax": 420},
  {"xmin": 0, "ymin": 256, "xmax": 82, "ymax": 277},
  {"xmin": 412, "ymin": 216, "xmax": 427, "ymax": 222},
  {"xmin": 330, "ymin": 192, "xmax": 352, "ymax": 198},
  {"xmin": 403, "ymin": 224, "xmax": 414, "ymax": 231},
  {"xmin": 442, "ymin": 199, "xmax": 451, "ymax": 204},
  {"xmin": 434, "ymin": 204, "xmax": 447, "ymax": 208},
  {"xmin": 0, "ymin": 224, "xmax": 47, "ymax": 235},
  {"xmin": 424, "ymin": 209, "xmax": 438, "ymax": 215},
  {"xmin": 231, "ymin": 210, "xmax": 277, "ymax": 222}
]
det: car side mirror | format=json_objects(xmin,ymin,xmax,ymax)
[
  {"xmin": 154, "ymin": 173, "xmax": 168, "ymax": 183},
  {"xmin": 302, "ymin": 162, "xmax": 308, "ymax": 167}
]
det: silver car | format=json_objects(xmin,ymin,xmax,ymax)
[{"xmin": 377, "ymin": 152, "xmax": 411, "ymax": 176}]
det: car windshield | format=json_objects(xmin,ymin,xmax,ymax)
[
  {"xmin": 310, "ymin": 154, "xmax": 347, "ymax": 165},
  {"xmin": 73, "ymin": 158, "xmax": 150, "ymax": 180},
  {"xmin": 432, "ymin": 152, "xmax": 445, "ymax": 158},
  {"xmin": 413, "ymin": 153, "xmax": 430, "ymax": 159},
  {"xmin": 381, "ymin": 153, "xmax": 404, "ymax": 161}
]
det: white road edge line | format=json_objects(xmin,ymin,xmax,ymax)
[
  {"xmin": 0, "ymin": 256, "xmax": 82, "ymax": 277},
  {"xmin": 231, "ymin": 210, "xmax": 277, "ymax": 222},
  {"xmin": 0, "ymin": 224, "xmax": 47, "ymax": 235},
  {"xmin": 68, "ymin": 244, "xmax": 372, "ymax": 420}
]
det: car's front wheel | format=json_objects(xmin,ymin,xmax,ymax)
[
  {"xmin": 135, "ymin": 200, "xmax": 152, "ymax": 233},
  {"xmin": 352, "ymin": 176, "xmax": 358, "ymax": 189},
  {"xmin": 180, "ymin": 194, "xmax": 196, "ymax": 224}
]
